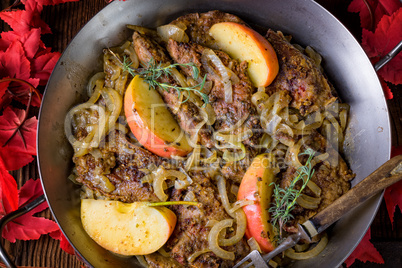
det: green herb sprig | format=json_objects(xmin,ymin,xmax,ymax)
[
  {"xmin": 119, "ymin": 53, "xmax": 209, "ymax": 106},
  {"xmin": 268, "ymin": 148, "xmax": 316, "ymax": 238}
]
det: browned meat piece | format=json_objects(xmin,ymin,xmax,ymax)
[
  {"xmin": 279, "ymin": 131, "xmax": 354, "ymax": 232},
  {"xmin": 266, "ymin": 30, "xmax": 337, "ymax": 116},
  {"xmin": 169, "ymin": 10, "xmax": 245, "ymax": 46},
  {"xmin": 166, "ymin": 39, "xmax": 262, "ymax": 147},
  {"xmin": 165, "ymin": 171, "xmax": 249, "ymax": 267},
  {"xmin": 74, "ymin": 131, "xmax": 162, "ymax": 202},
  {"xmin": 132, "ymin": 31, "xmax": 214, "ymax": 148},
  {"xmin": 145, "ymin": 253, "xmax": 184, "ymax": 268}
]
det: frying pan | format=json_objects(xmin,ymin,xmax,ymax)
[{"xmin": 1, "ymin": 0, "xmax": 396, "ymax": 267}]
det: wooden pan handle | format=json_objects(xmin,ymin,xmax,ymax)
[{"xmin": 305, "ymin": 155, "xmax": 402, "ymax": 237}]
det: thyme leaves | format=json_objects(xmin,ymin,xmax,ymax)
[{"xmin": 269, "ymin": 148, "xmax": 316, "ymax": 238}]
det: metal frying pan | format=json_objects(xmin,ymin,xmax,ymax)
[{"xmin": 15, "ymin": 0, "xmax": 396, "ymax": 267}]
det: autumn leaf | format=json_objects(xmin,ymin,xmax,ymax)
[
  {"xmin": 31, "ymin": 51, "xmax": 61, "ymax": 85},
  {"xmin": 0, "ymin": 158, "xmax": 18, "ymax": 215},
  {"xmin": 362, "ymin": 8, "xmax": 402, "ymax": 85},
  {"xmin": 0, "ymin": 7, "xmax": 51, "ymax": 36},
  {"xmin": 0, "ymin": 40, "xmax": 41, "ymax": 107},
  {"xmin": 379, "ymin": 77, "xmax": 393, "ymax": 100},
  {"xmin": 382, "ymin": 145, "xmax": 402, "ymax": 227},
  {"xmin": 23, "ymin": 0, "xmax": 80, "ymax": 11},
  {"xmin": 0, "ymin": 107, "xmax": 37, "ymax": 171},
  {"xmin": 344, "ymin": 228, "xmax": 384, "ymax": 267},
  {"xmin": 348, "ymin": 0, "xmax": 401, "ymax": 30},
  {"xmin": 50, "ymin": 229, "xmax": 75, "ymax": 255},
  {"xmin": 1, "ymin": 178, "xmax": 59, "ymax": 243},
  {"xmin": 0, "ymin": 28, "xmax": 44, "ymax": 59}
]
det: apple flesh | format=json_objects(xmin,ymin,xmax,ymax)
[
  {"xmin": 209, "ymin": 22, "xmax": 279, "ymax": 87},
  {"xmin": 81, "ymin": 199, "xmax": 177, "ymax": 256},
  {"xmin": 237, "ymin": 153, "xmax": 276, "ymax": 252},
  {"xmin": 124, "ymin": 76, "xmax": 193, "ymax": 158}
]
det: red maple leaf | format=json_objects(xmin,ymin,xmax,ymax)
[
  {"xmin": 0, "ymin": 7, "xmax": 51, "ymax": 36},
  {"xmin": 348, "ymin": 0, "xmax": 401, "ymax": 30},
  {"xmin": 23, "ymin": 0, "xmax": 80, "ymax": 11},
  {"xmin": 0, "ymin": 40, "xmax": 41, "ymax": 107},
  {"xmin": 31, "ymin": 51, "xmax": 61, "ymax": 86},
  {"xmin": 2, "ymin": 179, "xmax": 59, "ymax": 242},
  {"xmin": 0, "ymin": 28, "xmax": 44, "ymax": 59},
  {"xmin": 0, "ymin": 107, "xmax": 37, "ymax": 171},
  {"xmin": 383, "ymin": 145, "xmax": 402, "ymax": 226},
  {"xmin": 0, "ymin": 158, "xmax": 18, "ymax": 215},
  {"xmin": 50, "ymin": 229, "xmax": 75, "ymax": 255},
  {"xmin": 379, "ymin": 77, "xmax": 393, "ymax": 100},
  {"xmin": 344, "ymin": 228, "xmax": 384, "ymax": 267},
  {"xmin": 362, "ymin": 8, "xmax": 402, "ymax": 85}
]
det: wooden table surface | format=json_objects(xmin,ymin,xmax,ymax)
[{"xmin": 1, "ymin": 0, "xmax": 401, "ymax": 267}]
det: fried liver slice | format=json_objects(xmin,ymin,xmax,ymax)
[{"xmin": 266, "ymin": 30, "xmax": 337, "ymax": 116}]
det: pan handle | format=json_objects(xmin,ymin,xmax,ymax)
[
  {"xmin": 0, "ymin": 195, "xmax": 46, "ymax": 268},
  {"xmin": 374, "ymin": 40, "xmax": 402, "ymax": 71}
]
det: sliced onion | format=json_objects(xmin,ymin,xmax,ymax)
[
  {"xmin": 219, "ymin": 209, "xmax": 247, "ymax": 246},
  {"xmin": 100, "ymin": 88, "xmax": 122, "ymax": 142},
  {"xmin": 296, "ymin": 194, "xmax": 321, "ymax": 209},
  {"xmin": 285, "ymin": 234, "xmax": 328, "ymax": 260},
  {"xmin": 153, "ymin": 173, "xmax": 169, "ymax": 201},
  {"xmin": 324, "ymin": 111, "xmax": 343, "ymax": 143},
  {"xmin": 263, "ymin": 113, "xmax": 282, "ymax": 135},
  {"xmin": 251, "ymin": 91, "xmax": 269, "ymax": 113},
  {"xmin": 185, "ymin": 145, "xmax": 201, "ymax": 171},
  {"xmin": 95, "ymin": 175, "xmax": 115, "ymax": 193},
  {"xmin": 226, "ymin": 67, "xmax": 240, "ymax": 84},
  {"xmin": 305, "ymin": 46, "xmax": 322, "ymax": 68},
  {"xmin": 135, "ymin": 255, "xmax": 149, "ymax": 268},
  {"xmin": 217, "ymin": 176, "xmax": 235, "ymax": 218},
  {"xmin": 183, "ymin": 190, "xmax": 196, "ymax": 203},
  {"xmin": 208, "ymin": 219, "xmax": 235, "ymax": 260},
  {"xmin": 157, "ymin": 24, "xmax": 189, "ymax": 43},
  {"xmin": 87, "ymin": 72, "xmax": 105, "ymax": 99},
  {"xmin": 339, "ymin": 109, "xmax": 348, "ymax": 131},
  {"xmin": 222, "ymin": 143, "xmax": 246, "ymax": 163},
  {"xmin": 310, "ymin": 152, "xmax": 329, "ymax": 167},
  {"xmin": 202, "ymin": 103, "xmax": 216, "ymax": 125},
  {"xmin": 64, "ymin": 103, "xmax": 107, "ymax": 155},
  {"xmin": 201, "ymin": 49, "xmax": 232, "ymax": 103},
  {"xmin": 228, "ymin": 199, "xmax": 254, "ymax": 215},
  {"xmin": 247, "ymin": 237, "xmax": 262, "ymax": 253},
  {"xmin": 126, "ymin": 24, "xmax": 158, "ymax": 36},
  {"xmin": 187, "ymin": 249, "xmax": 211, "ymax": 263},
  {"xmin": 124, "ymin": 44, "xmax": 139, "ymax": 69},
  {"xmin": 307, "ymin": 180, "xmax": 322, "ymax": 197}
]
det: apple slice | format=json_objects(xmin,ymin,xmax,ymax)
[
  {"xmin": 124, "ymin": 76, "xmax": 193, "ymax": 158},
  {"xmin": 81, "ymin": 199, "xmax": 177, "ymax": 256},
  {"xmin": 237, "ymin": 153, "xmax": 277, "ymax": 252},
  {"xmin": 209, "ymin": 22, "xmax": 279, "ymax": 87}
]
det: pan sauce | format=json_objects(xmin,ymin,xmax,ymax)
[{"xmin": 64, "ymin": 10, "xmax": 355, "ymax": 268}]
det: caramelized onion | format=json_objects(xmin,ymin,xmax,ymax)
[
  {"xmin": 307, "ymin": 180, "xmax": 322, "ymax": 197},
  {"xmin": 157, "ymin": 24, "xmax": 189, "ymax": 43},
  {"xmin": 247, "ymin": 237, "xmax": 262, "ymax": 253},
  {"xmin": 296, "ymin": 194, "xmax": 321, "ymax": 209},
  {"xmin": 208, "ymin": 219, "xmax": 235, "ymax": 260},
  {"xmin": 187, "ymin": 249, "xmax": 211, "ymax": 263},
  {"xmin": 285, "ymin": 234, "xmax": 328, "ymax": 260},
  {"xmin": 201, "ymin": 49, "xmax": 232, "ymax": 103},
  {"xmin": 219, "ymin": 210, "xmax": 247, "ymax": 246}
]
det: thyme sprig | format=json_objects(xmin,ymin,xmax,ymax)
[
  {"xmin": 269, "ymin": 148, "xmax": 316, "ymax": 238},
  {"xmin": 120, "ymin": 54, "xmax": 209, "ymax": 106}
]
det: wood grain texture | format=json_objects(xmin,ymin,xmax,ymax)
[{"xmin": 1, "ymin": 0, "xmax": 401, "ymax": 267}]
